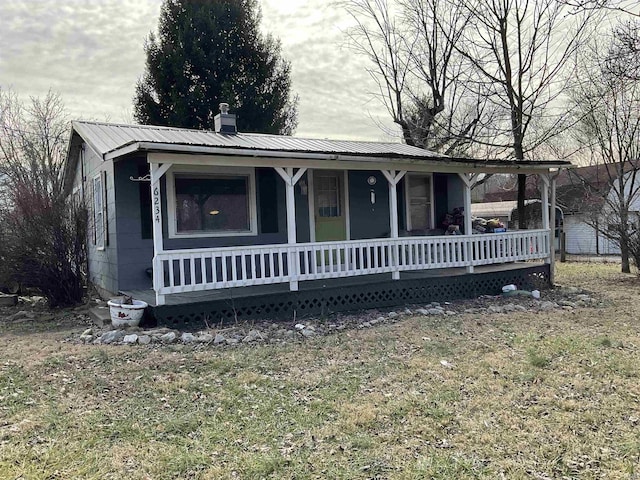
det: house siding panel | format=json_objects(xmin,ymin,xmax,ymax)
[
  {"xmin": 564, "ymin": 214, "xmax": 621, "ymax": 255},
  {"xmin": 295, "ymin": 172, "xmax": 310, "ymax": 242},
  {"xmin": 447, "ymin": 174, "xmax": 465, "ymax": 213},
  {"xmin": 348, "ymin": 171, "xmax": 390, "ymax": 239},
  {"xmin": 71, "ymin": 144, "xmax": 118, "ymax": 297},
  {"xmin": 113, "ymin": 158, "xmax": 153, "ymax": 291},
  {"xmin": 433, "ymin": 173, "xmax": 449, "ymax": 231}
]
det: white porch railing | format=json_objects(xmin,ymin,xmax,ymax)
[{"xmin": 153, "ymin": 229, "xmax": 550, "ymax": 296}]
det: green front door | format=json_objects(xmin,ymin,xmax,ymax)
[{"xmin": 314, "ymin": 170, "xmax": 347, "ymax": 242}]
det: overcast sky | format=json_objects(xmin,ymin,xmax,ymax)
[{"xmin": 0, "ymin": 0, "xmax": 399, "ymax": 141}]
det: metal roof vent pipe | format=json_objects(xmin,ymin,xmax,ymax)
[{"xmin": 214, "ymin": 102, "xmax": 237, "ymax": 134}]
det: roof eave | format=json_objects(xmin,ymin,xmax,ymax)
[{"xmin": 105, "ymin": 141, "xmax": 572, "ymax": 173}]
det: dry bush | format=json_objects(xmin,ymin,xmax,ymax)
[
  {"xmin": 0, "ymin": 189, "xmax": 87, "ymax": 307},
  {"xmin": 0, "ymin": 88, "xmax": 87, "ymax": 307}
]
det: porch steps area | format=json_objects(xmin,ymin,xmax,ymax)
[{"xmin": 123, "ymin": 263, "xmax": 550, "ymax": 330}]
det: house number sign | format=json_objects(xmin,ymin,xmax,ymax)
[{"xmin": 153, "ymin": 185, "xmax": 161, "ymax": 223}]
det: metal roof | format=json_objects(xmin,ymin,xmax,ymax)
[{"xmin": 72, "ymin": 120, "xmax": 448, "ymax": 161}]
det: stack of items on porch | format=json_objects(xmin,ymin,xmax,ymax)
[
  {"xmin": 471, "ymin": 216, "xmax": 506, "ymax": 234},
  {"xmin": 441, "ymin": 207, "xmax": 507, "ymax": 234},
  {"xmin": 441, "ymin": 208, "xmax": 465, "ymax": 235}
]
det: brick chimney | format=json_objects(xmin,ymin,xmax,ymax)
[{"xmin": 214, "ymin": 102, "xmax": 237, "ymax": 134}]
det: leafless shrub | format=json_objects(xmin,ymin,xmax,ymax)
[{"xmin": 0, "ymin": 88, "xmax": 87, "ymax": 307}]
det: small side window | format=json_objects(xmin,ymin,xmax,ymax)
[{"xmin": 93, "ymin": 172, "xmax": 107, "ymax": 249}]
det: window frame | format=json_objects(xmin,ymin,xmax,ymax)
[
  {"xmin": 93, "ymin": 172, "xmax": 107, "ymax": 250},
  {"xmin": 404, "ymin": 173, "xmax": 435, "ymax": 231},
  {"xmin": 166, "ymin": 166, "xmax": 258, "ymax": 239}
]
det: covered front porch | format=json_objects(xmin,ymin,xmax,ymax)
[{"xmin": 146, "ymin": 151, "xmax": 561, "ymax": 308}]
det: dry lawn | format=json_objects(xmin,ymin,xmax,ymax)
[{"xmin": 1, "ymin": 263, "xmax": 640, "ymax": 479}]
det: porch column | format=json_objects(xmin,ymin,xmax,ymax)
[
  {"xmin": 550, "ymin": 173, "xmax": 558, "ymax": 284},
  {"xmin": 150, "ymin": 162, "xmax": 172, "ymax": 306},
  {"xmin": 275, "ymin": 167, "xmax": 307, "ymax": 291},
  {"xmin": 458, "ymin": 173, "xmax": 477, "ymax": 273},
  {"xmin": 381, "ymin": 170, "xmax": 407, "ymax": 280},
  {"xmin": 540, "ymin": 174, "xmax": 550, "ymax": 264}
]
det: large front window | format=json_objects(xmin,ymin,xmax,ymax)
[{"xmin": 168, "ymin": 169, "xmax": 257, "ymax": 237}]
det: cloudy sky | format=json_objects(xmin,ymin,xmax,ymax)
[{"xmin": 0, "ymin": 0, "xmax": 398, "ymax": 141}]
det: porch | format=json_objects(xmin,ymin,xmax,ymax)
[{"xmin": 147, "ymin": 157, "xmax": 559, "ymax": 308}]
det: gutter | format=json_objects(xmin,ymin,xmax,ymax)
[{"xmin": 105, "ymin": 141, "xmax": 572, "ymax": 172}]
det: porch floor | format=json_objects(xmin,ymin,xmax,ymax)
[{"xmin": 122, "ymin": 261, "xmax": 542, "ymax": 307}]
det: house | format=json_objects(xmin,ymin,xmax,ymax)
[
  {"xmin": 63, "ymin": 107, "xmax": 570, "ymax": 327},
  {"xmin": 555, "ymin": 164, "xmax": 640, "ymax": 255}
]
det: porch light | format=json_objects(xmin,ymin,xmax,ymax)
[{"xmin": 209, "ymin": 210, "xmax": 220, "ymax": 215}]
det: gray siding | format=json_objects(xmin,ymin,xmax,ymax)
[
  {"xmin": 433, "ymin": 173, "xmax": 450, "ymax": 230},
  {"xmin": 348, "ymin": 171, "xmax": 391, "ymax": 239},
  {"xmin": 345, "ymin": 171, "xmax": 460, "ymax": 238},
  {"xmin": 72, "ymin": 144, "xmax": 118, "ymax": 296},
  {"xmin": 295, "ymin": 172, "xmax": 310, "ymax": 242},
  {"xmin": 446, "ymin": 174, "xmax": 465, "ymax": 212},
  {"xmin": 114, "ymin": 158, "xmax": 154, "ymax": 292}
]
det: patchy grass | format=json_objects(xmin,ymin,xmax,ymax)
[{"xmin": 1, "ymin": 263, "xmax": 640, "ymax": 478}]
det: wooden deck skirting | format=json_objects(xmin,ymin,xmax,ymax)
[{"xmin": 125, "ymin": 263, "xmax": 551, "ymax": 330}]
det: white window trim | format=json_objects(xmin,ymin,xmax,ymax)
[
  {"xmin": 93, "ymin": 172, "xmax": 106, "ymax": 251},
  {"xmin": 404, "ymin": 173, "xmax": 435, "ymax": 231},
  {"xmin": 166, "ymin": 165, "xmax": 258, "ymax": 239}
]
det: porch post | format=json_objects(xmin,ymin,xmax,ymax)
[
  {"xmin": 275, "ymin": 167, "xmax": 307, "ymax": 291},
  {"xmin": 458, "ymin": 173, "xmax": 476, "ymax": 273},
  {"xmin": 381, "ymin": 170, "xmax": 407, "ymax": 280},
  {"xmin": 150, "ymin": 162, "xmax": 172, "ymax": 306},
  {"xmin": 550, "ymin": 173, "xmax": 558, "ymax": 284},
  {"xmin": 540, "ymin": 174, "xmax": 550, "ymax": 264}
]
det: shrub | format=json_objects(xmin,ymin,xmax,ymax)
[
  {"xmin": 0, "ymin": 88, "xmax": 87, "ymax": 307},
  {"xmin": 0, "ymin": 188, "xmax": 87, "ymax": 307}
]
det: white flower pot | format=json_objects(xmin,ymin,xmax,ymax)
[{"xmin": 107, "ymin": 299, "xmax": 148, "ymax": 327}]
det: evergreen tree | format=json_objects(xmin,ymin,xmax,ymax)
[{"xmin": 134, "ymin": 0, "xmax": 298, "ymax": 134}]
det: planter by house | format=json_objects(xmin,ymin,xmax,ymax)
[{"xmin": 107, "ymin": 298, "xmax": 148, "ymax": 327}]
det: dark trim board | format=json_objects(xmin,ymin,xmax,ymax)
[{"xmin": 124, "ymin": 263, "xmax": 550, "ymax": 330}]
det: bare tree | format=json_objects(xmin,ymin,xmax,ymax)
[
  {"xmin": 0, "ymin": 88, "xmax": 87, "ymax": 306},
  {"xmin": 571, "ymin": 20, "xmax": 640, "ymax": 273},
  {"xmin": 339, "ymin": 0, "xmax": 485, "ymax": 155},
  {"xmin": 0, "ymin": 88, "xmax": 68, "ymax": 201},
  {"xmin": 605, "ymin": 20, "xmax": 640, "ymax": 80},
  {"xmin": 451, "ymin": 0, "xmax": 599, "ymax": 228},
  {"xmin": 559, "ymin": 0, "xmax": 640, "ymax": 17}
]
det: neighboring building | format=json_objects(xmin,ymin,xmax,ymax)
[
  {"xmin": 475, "ymin": 164, "xmax": 639, "ymax": 256},
  {"xmin": 63, "ymin": 108, "xmax": 569, "ymax": 324}
]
